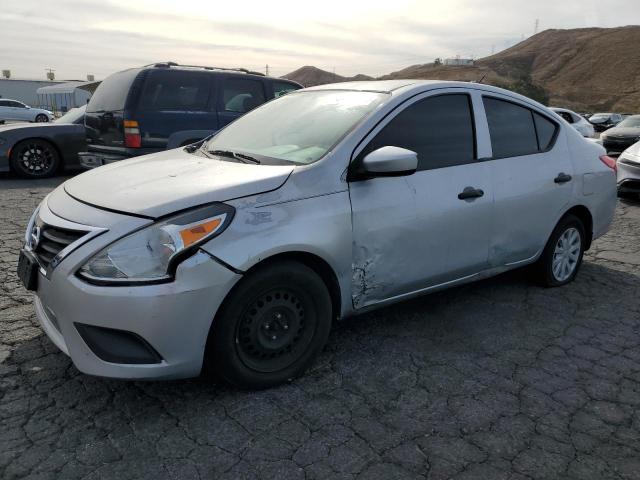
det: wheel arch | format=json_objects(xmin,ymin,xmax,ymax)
[
  {"xmin": 561, "ymin": 204, "xmax": 593, "ymax": 250},
  {"xmin": 241, "ymin": 251, "xmax": 343, "ymax": 322}
]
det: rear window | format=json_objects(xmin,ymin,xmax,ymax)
[
  {"xmin": 87, "ymin": 69, "xmax": 140, "ymax": 112},
  {"xmin": 138, "ymin": 71, "xmax": 211, "ymax": 111}
]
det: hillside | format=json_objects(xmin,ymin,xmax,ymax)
[
  {"xmin": 283, "ymin": 26, "xmax": 640, "ymax": 111},
  {"xmin": 282, "ymin": 66, "xmax": 373, "ymax": 87}
]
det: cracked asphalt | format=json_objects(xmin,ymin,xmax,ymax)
[{"xmin": 1, "ymin": 176, "xmax": 640, "ymax": 480}]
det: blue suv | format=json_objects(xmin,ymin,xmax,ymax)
[{"xmin": 79, "ymin": 62, "xmax": 301, "ymax": 168}]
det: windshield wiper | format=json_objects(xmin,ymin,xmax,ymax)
[{"xmin": 208, "ymin": 149, "xmax": 260, "ymax": 164}]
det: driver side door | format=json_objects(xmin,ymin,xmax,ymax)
[{"xmin": 348, "ymin": 91, "xmax": 493, "ymax": 309}]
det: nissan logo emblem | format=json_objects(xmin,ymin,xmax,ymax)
[{"xmin": 30, "ymin": 225, "xmax": 41, "ymax": 250}]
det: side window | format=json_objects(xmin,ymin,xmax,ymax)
[
  {"xmin": 360, "ymin": 94, "xmax": 476, "ymax": 171},
  {"xmin": 139, "ymin": 71, "xmax": 211, "ymax": 111},
  {"xmin": 8, "ymin": 101, "xmax": 24, "ymax": 108},
  {"xmin": 221, "ymin": 78, "xmax": 266, "ymax": 113},
  {"xmin": 0, "ymin": 100, "xmax": 9, "ymax": 107},
  {"xmin": 483, "ymin": 97, "xmax": 539, "ymax": 158},
  {"xmin": 272, "ymin": 81, "xmax": 299, "ymax": 98},
  {"xmin": 533, "ymin": 113, "xmax": 557, "ymax": 151}
]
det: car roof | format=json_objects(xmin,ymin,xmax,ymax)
[{"xmin": 301, "ymin": 80, "xmax": 550, "ymax": 109}]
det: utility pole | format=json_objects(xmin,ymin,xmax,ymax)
[
  {"xmin": 534, "ymin": 18, "xmax": 539, "ymax": 35},
  {"xmin": 265, "ymin": 64, "xmax": 269, "ymax": 76},
  {"xmin": 491, "ymin": 44, "xmax": 495, "ymax": 55},
  {"xmin": 45, "ymin": 68, "xmax": 55, "ymax": 80}
]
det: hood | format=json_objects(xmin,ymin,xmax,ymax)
[
  {"xmin": 0, "ymin": 123, "xmax": 64, "ymax": 134},
  {"xmin": 603, "ymin": 127, "xmax": 640, "ymax": 138},
  {"xmin": 63, "ymin": 149, "xmax": 294, "ymax": 218},
  {"xmin": 622, "ymin": 141, "xmax": 640, "ymax": 157}
]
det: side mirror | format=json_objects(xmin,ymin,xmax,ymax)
[{"xmin": 357, "ymin": 146, "xmax": 418, "ymax": 178}]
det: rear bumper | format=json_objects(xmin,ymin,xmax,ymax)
[{"xmin": 79, "ymin": 146, "xmax": 159, "ymax": 169}]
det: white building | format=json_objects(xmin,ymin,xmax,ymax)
[
  {"xmin": 36, "ymin": 81, "xmax": 100, "ymax": 113},
  {"xmin": 444, "ymin": 58, "xmax": 474, "ymax": 66},
  {"xmin": 0, "ymin": 78, "xmax": 63, "ymax": 107}
]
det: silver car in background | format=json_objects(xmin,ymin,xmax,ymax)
[
  {"xmin": 0, "ymin": 99, "xmax": 54, "ymax": 123},
  {"xmin": 551, "ymin": 107, "xmax": 595, "ymax": 138},
  {"xmin": 18, "ymin": 80, "xmax": 617, "ymax": 389}
]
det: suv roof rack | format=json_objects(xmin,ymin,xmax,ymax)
[{"xmin": 148, "ymin": 62, "xmax": 265, "ymax": 76}]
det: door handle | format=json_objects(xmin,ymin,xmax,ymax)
[
  {"xmin": 554, "ymin": 172, "xmax": 572, "ymax": 184},
  {"xmin": 458, "ymin": 186, "xmax": 484, "ymax": 200}
]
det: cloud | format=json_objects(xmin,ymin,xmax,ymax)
[{"xmin": 1, "ymin": 0, "xmax": 639, "ymax": 80}]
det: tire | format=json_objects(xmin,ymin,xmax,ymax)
[
  {"xmin": 533, "ymin": 214, "xmax": 585, "ymax": 287},
  {"xmin": 35, "ymin": 114, "xmax": 49, "ymax": 123},
  {"xmin": 206, "ymin": 261, "xmax": 333, "ymax": 389},
  {"xmin": 10, "ymin": 139, "xmax": 60, "ymax": 178}
]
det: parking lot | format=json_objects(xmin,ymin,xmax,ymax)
[{"xmin": 0, "ymin": 176, "xmax": 639, "ymax": 479}]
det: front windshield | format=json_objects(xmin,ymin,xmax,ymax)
[
  {"xmin": 617, "ymin": 116, "xmax": 640, "ymax": 128},
  {"xmin": 55, "ymin": 106, "xmax": 86, "ymax": 124},
  {"xmin": 203, "ymin": 90, "xmax": 388, "ymax": 165},
  {"xmin": 589, "ymin": 113, "xmax": 612, "ymax": 122}
]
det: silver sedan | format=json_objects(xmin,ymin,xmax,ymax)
[{"xmin": 18, "ymin": 80, "xmax": 617, "ymax": 388}]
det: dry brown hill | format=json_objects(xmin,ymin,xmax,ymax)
[
  {"xmin": 283, "ymin": 66, "xmax": 373, "ymax": 87},
  {"xmin": 283, "ymin": 26, "xmax": 640, "ymax": 112}
]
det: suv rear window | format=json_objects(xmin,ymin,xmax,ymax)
[
  {"xmin": 139, "ymin": 71, "xmax": 211, "ymax": 111},
  {"xmin": 221, "ymin": 78, "xmax": 266, "ymax": 113},
  {"xmin": 87, "ymin": 68, "xmax": 140, "ymax": 112}
]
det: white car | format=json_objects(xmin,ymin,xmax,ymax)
[
  {"xmin": 551, "ymin": 107, "xmax": 595, "ymax": 138},
  {"xmin": 0, "ymin": 99, "xmax": 54, "ymax": 123},
  {"xmin": 617, "ymin": 140, "xmax": 640, "ymax": 197}
]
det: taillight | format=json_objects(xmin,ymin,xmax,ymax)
[
  {"xmin": 124, "ymin": 120, "xmax": 141, "ymax": 148},
  {"xmin": 599, "ymin": 155, "xmax": 617, "ymax": 173}
]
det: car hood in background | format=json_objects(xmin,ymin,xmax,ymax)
[
  {"xmin": 602, "ymin": 127, "xmax": 640, "ymax": 138},
  {"xmin": 63, "ymin": 149, "xmax": 294, "ymax": 218},
  {"xmin": 0, "ymin": 123, "xmax": 77, "ymax": 134}
]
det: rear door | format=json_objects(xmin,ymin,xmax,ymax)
[
  {"xmin": 134, "ymin": 69, "xmax": 217, "ymax": 150},
  {"xmin": 348, "ymin": 90, "xmax": 493, "ymax": 308},
  {"xmin": 480, "ymin": 95, "xmax": 573, "ymax": 266},
  {"xmin": 217, "ymin": 76, "xmax": 267, "ymax": 128}
]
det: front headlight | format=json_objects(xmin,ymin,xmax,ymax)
[{"xmin": 79, "ymin": 203, "xmax": 234, "ymax": 284}]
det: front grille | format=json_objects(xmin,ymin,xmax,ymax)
[{"xmin": 34, "ymin": 224, "xmax": 87, "ymax": 269}]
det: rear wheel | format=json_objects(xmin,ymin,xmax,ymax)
[
  {"xmin": 206, "ymin": 261, "xmax": 332, "ymax": 389},
  {"xmin": 10, "ymin": 139, "xmax": 60, "ymax": 178},
  {"xmin": 35, "ymin": 114, "xmax": 49, "ymax": 123},
  {"xmin": 533, "ymin": 214, "xmax": 585, "ymax": 287}
]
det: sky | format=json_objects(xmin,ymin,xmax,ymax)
[{"xmin": 0, "ymin": 0, "xmax": 638, "ymax": 81}]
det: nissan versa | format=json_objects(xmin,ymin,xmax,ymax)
[{"xmin": 18, "ymin": 80, "xmax": 617, "ymax": 389}]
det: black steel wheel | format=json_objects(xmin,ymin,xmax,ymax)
[
  {"xmin": 10, "ymin": 139, "xmax": 60, "ymax": 178},
  {"xmin": 35, "ymin": 114, "xmax": 49, "ymax": 123},
  {"xmin": 206, "ymin": 261, "xmax": 332, "ymax": 389}
]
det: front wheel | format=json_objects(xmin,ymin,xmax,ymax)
[
  {"xmin": 34, "ymin": 114, "xmax": 49, "ymax": 123},
  {"xmin": 206, "ymin": 261, "xmax": 333, "ymax": 389},
  {"xmin": 10, "ymin": 139, "xmax": 60, "ymax": 178},
  {"xmin": 533, "ymin": 214, "xmax": 585, "ymax": 287}
]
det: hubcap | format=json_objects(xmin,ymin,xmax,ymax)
[
  {"xmin": 236, "ymin": 289, "xmax": 314, "ymax": 373},
  {"xmin": 552, "ymin": 227, "xmax": 581, "ymax": 282},
  {"xmin": 18, "ymin": 143, "xmax": 54, "ymax": 175}
]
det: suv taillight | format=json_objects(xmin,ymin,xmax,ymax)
[
  {"xmin": 124, "ymin": 120, "xmax": 141, "ymax": 148},
  {"xmin": 599, "ymin": 155, "xmax": 617, "ymax": 173}
]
